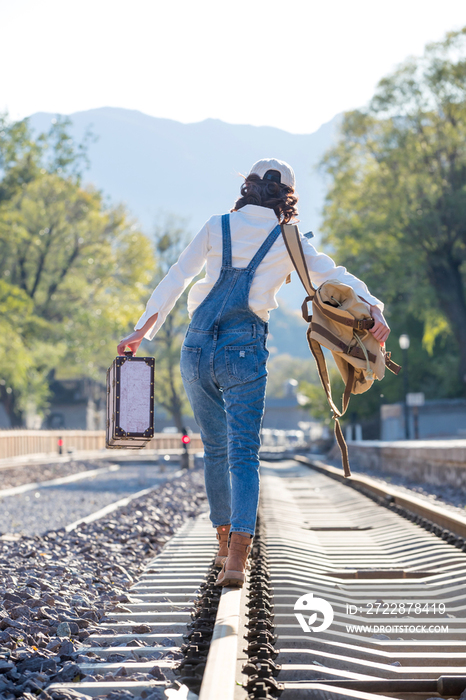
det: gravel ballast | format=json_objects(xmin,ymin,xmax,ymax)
[
  {"xmin": 0, "ymin": 466, "xmax": 208, "ymax": 700},
  {"xmin": 0, "ymin": 464, "xmax": 183, "ymax": 538}
]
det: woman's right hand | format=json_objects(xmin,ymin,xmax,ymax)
[
  {"xmin": 117, "ymin": 329, "xmax": 145, "ymax": 356},
  {"xmin": 117, "ymin": 313, "xmax": 159, "ymax": 356}
]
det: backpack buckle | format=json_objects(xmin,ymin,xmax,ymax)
[{"xmin": 356, "ymin": 318, "xmax": 374, "ymax": 331}]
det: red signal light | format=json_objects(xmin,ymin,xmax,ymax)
[{"xmin": 181, "ymin": 434, "xmax": 191, "ymax": 445}]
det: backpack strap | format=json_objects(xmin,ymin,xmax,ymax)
[
  {"xmin": 281, "ymin": 224, "xmax": 315, "ymax": 299},
  {"xmin": 281, "ymin": 224, "xmax": 376, "ymax": 330},
  {"xmin": 281, "ymin": 223, "xmax": 354, "ymax": 476},
  {"xmin": 307, "ymin": 330, "xmax": 352, "ymax": 478},
  {"xmin": 281, "ymin": 223, "xmax": 399, "ymax": 477},
  {"xmin": 311, "ymin": 323, "xmax": 378, "ymax": 363},
  {"xmin": 281, "ymin": 223, "xmax": 315, "ymax": 323},
  {"xmin": 385, "ymin": 351, "xmax": 401, "ymax": 375},
  {"xmin": 313, "ymin": 295, "xmax": 375, "ymax": 330}
]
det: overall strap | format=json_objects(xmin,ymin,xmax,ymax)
[
  {"xmin": 246, "ymin": 224, "xmax": 282, "ymax": 272},
  {"xmin": 221, "ymin": 214, "xmax": 232, "ymax": 268}
]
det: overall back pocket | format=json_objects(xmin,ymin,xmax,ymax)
[
  {"xmin": 225, "ymin": 345, "xmax": 258, "ymax": 383},
  {"xmin": 180, "ymin": 346, "xmax": 201, "ymax": 384}
]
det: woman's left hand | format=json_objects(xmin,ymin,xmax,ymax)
[{"xmin": 369, "ymin": 305, "xmax": 390, "ymax": 346}]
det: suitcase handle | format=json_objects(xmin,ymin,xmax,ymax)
[{"xmin": 124, "ymin": 350, "xmax": 134, "ymax": 357}]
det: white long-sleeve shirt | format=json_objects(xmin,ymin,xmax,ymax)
[{"xmin": 135, "ymin": 204, "xmax": 383, "ymax": 340}]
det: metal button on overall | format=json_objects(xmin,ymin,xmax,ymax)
[{"xmin": 180, "ymin": 213, "xmax": 281, "ymax": 537}]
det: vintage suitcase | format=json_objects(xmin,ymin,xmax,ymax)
[{"xmin": 106, "ymin": 352, "xmax": 155, "ymax": 449}]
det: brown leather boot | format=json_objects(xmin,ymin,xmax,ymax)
[
  {"xmin": 215, "ymin": 532, "xmax": 252, "ymax": 587},
  {"xmin": 215, "ymin": 524, "xmax": 231, "ymax": 567}
]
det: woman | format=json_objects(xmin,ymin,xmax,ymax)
[{"xmin": 117, "ymin": 158, "xmax": 390, "ymax": 587}]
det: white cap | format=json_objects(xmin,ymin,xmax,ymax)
[{"xmin": 248, "ymin": 158, "xmax": 296, "ymax": 189}]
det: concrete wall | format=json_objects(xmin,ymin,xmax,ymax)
[
  {"xmin": 381, "ymin": 399, "xmax": 466, "ymax": 441},
  {"xmin": 345, "ymin": 440, "xmax": 466, "ymax": 488}
]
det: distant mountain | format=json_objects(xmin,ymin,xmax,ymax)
[
  {"xmin": 29, "ymin": 107, "xmax": 340, "ymax": 231},
  {"xmin": 28, "ymin": 107, "xmax": 341, "ymax": 309}
]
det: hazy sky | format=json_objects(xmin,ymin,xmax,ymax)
[{"xmin": 2, "ymin": 0, "xmax": 465, "ymax": 134}]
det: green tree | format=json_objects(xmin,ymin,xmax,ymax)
[
  {"xmin": 299, "ymin": 369, "xmax": 345, "ymax": 425},
  {"xmin": 321, "ymin": 27, "xmax": 466, "ymax": 404},
  {"xmin": 266, "ymin": 353, "xmax": 318, "ymax": 397},
  {"xmin": 0, "ymin": 113, "xmax": 92, "ymax": 202},
  {"xmin": 0, "ymin": 280, "xmax": 64, "ymax": 425},
  {"xmin": 0, "ymin": 115, "xmax": 154, "ymax": 425}
]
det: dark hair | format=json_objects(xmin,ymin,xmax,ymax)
[{"xmin": 231, "ymin": 173, "xmax": 298, "ymax": 223}]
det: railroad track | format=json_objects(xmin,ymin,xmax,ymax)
[
  {"xmin": 0, "ymin": 456, "xmax": 188, "ymax": 538},
  {"xmin": 250, "ymin": 458, "xmax": 466, "ymax": 700},
  {"xmin": 48, "ymin": 511, "xmax": 218, "ymax": 698},
  {"xmin": 43, "ymin": 456, "xmax": 466, "ymax": 700}
]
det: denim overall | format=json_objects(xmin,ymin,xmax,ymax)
[{"xmin": 180, "ymin": 213, "xmax": 282, "ymax": 537}]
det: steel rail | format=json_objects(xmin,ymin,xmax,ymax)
[
  {"xmin": 65, "ymin": 468, "xmax": 181, "ymax": 532},
  {"xmin": 48, "ymin": 511, "xmax": 217, "ymax": 698},
  {"xmin": 43, "ymin": 454, "xmax": 466, "ymax": 700},
  {"xmin": 195, "ymin": 457, "xmax": 466, "ymax": 700},
  {"xmin": 251, "ymin": 458, "xmax": 466, "ymax": 700},
  {"xmin": 198, "ymin": 586, "xmax": 245, "ymax": 700},
  {"xmin": 0, "ymin": 447, "xmax": 195, "ymax": 471},
  {"xmin": 0, "ymin": 460, "xmax": 183, "ymax": 535},
  {"xmin": 295, "ymin": 454, "xmax": 466, "ymax": 539},
  {"xmin": 0, "ymin": 464, "xmax": 121, "ymax": 499}
]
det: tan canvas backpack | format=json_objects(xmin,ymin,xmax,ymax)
[{"xmin": 281, "ymin": 224, "xmax": 401, "ymax": 477}]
